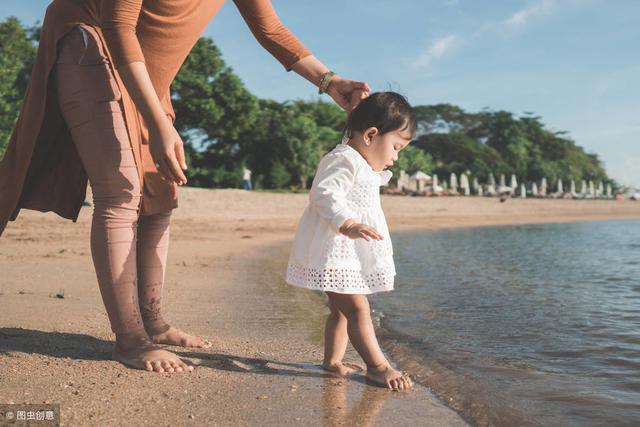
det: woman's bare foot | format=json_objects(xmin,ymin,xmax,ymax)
[
  {"xmin": 112, "ymin": 338, "xmax": 194, "ymax": 373},
  {"xmin": 366, "ymin": 363, "xmax": 413, "ymax": 391},
  {"xmin": 149, "ymin": 326, "xmax": 211, "ymax": 348},
  {"xmin": 322, "ymin": 360, "xmax": 365, "ymax": 376}
]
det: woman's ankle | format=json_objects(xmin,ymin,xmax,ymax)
[
  {"xmin": 143, "ymin": 320, "xmax": 171, "ymax": 336},
  {"xmin": 114, "ymin": 330, "xmax": 153, "ymax": 351}
]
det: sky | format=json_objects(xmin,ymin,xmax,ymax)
[{"xmin": 1, "ymin": 0, "xmax": 638, "ymax": 186}]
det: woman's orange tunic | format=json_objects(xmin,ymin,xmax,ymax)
[{"xmin": 0, "ymin": 0, "xmax": 310, "ymax": 234}]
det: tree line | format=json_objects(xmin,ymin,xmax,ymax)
[{"xmin": 0, "ymin": 17, "xmax": 611, "ymax": 190}]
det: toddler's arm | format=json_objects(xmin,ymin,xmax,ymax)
[
  {"xmin": 310, "ymin": 154, "xmax": 382, "ymax": 240},
  {"xmin": 309, "ymin": 154, "xmax": 358, "ymax": 233},
  {"xmin": 339, "ymin": 220, "xmax": 383, "ymax": 241}
]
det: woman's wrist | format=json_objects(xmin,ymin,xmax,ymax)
[
  {"xmin": 290, "ymin": 55, "xmax": 330, "ymax": 88},
  {"xmin": 318, "ymin": 71, "xmax": 336, "ymax": 94}
]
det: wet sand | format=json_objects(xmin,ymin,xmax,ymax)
[{"xmin": 1, "ymin": 188, "xmax": 638, "ymax": 426}]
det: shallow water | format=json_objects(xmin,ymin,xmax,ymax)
[{"xmin": 376, "ymin": 220, "xmax": 640, "ymax": 426}]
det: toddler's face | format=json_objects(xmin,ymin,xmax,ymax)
[{"xmin": 366, "ymin": 128, "xmax": 413, "ymax": 172}]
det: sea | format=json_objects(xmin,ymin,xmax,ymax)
[{"xmin": 376, "ymin": 220, "xmax": 640, "ymax": 426}]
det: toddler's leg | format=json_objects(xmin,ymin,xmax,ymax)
[
  {"xmin": 322, "ymin": 297, "xmax": 363, "ymax": 376},
  {"xmin": 326, "ymin": 292, "xmax": 412, "ymax": 391},
  {"xmin": 136, "ymin": 212, "xmax": 210, "ymax": 348}
]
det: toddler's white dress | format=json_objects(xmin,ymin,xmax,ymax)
[{"xmin": 286, "ymin": 143, "xmax": 395, "ymax": 294}]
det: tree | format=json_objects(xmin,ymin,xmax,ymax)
[
  {"xmin": 390, "ymin": 145, "xmax": 433, "ymax": 176},
  {"xmin": 171, "ymin": 37, "xmax": 259, "ymax": 187},
  {"xmin": 293, "ymin": 99, "xmax": 346, "ymax": 132},
  {"xmin": 0, "ymin": 17, "xmax": 37, "ymax": 158},
  {"xmin": 241, "ymin": 100, "xmax": 323, "ymax": 189},
  {"xmin": 281, "ymin": 115, "xmax": 323, "ymax": 189},
  {"xmin": 293, "ymin": 99, "xmax": 344, "ymax": 152},
  {"xmin": 0, "ymin": 19, "xmax": 613, "ymax": 190},
  {"xmin": 172, "ymin": 38, "xmax": 259, "ymax": 144}
]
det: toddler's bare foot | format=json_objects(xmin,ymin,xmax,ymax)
[
  {"xmin": 366, "ymin": 363, "xmax": 413, "ymax": 391},
  {"xmin": 322, "ymin": 360, "xmax": 365, "ymax": 376},
  {"xmin": 112, "ymin": 338, "xmax": 194, "ymax": 373},
  {"xmin": 149, "ymin": 326, "xmax": 211, "ymax": 348}
]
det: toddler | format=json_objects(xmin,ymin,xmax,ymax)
[{"xmin": 287, "ymin": 92, "xmax": 415, "ymax": 391}]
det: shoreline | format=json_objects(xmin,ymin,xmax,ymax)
[{"xmin": 1, "ymin": 188, "xmax": 638, "ymax": 425}]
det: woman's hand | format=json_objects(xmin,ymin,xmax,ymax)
[
  {"xmin": 149, "ymin": 120, "xmax": 188, "ymax": 186},
  {"xmin": 339, "ymin": 220, "xmax": 384, "ymax": 241},
  {"xmin": 326, "ymin": 75, "xmax": 371, "ymax": 111},
  {"xmin": 288, "ymin": 57, "xmax": 370, "ymax": 111},
  {"xmin": 117, "ymin": 62, "xmax": 188, "ymax": 185}
]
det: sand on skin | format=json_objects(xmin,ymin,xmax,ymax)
[{"xmin": 1, "ymin": 187, "xmax": 638, "ymax": 426}]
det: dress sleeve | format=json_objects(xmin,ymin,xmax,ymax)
[
  {"xmin": 309, "ymin": 154, "xmax": 358, "ymax": 233},
  {"xmin": 233, "ymin": 0, "xmax": 312, "ymax": 71},
  {"xmin": 100, "ymin": 0, "xmax": 145, "ymax": 68}
]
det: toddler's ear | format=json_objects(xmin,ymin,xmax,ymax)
[{"xmin": 365, "ymin": 127, "xmax": 378, "ymax": 144}]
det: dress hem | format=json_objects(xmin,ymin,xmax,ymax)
[{"xmin": 286, "ymin": 279, "xmax": 394, "ymax": 295}]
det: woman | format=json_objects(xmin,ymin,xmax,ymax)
[{"xmin": 0, "ymin": 0, "xmax": 370, "ymax": 373}]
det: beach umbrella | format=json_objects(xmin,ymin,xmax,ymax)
[
  {"xmin": 432, "ymin": 174, "xmax": 438, "ymax": 191},
  {"xmin": 606, "ymin": 183, "xmax": 612, "ymax": 198},
  {"xmin": 398, "ymin": 170, "xmax": 406, "ymax": 190},
  {"xmin": 472, "ymin": 177, "xmax": 479, "ymax": 192},
  {"xmin": 411, "ymin": 171, "xmax": 431, "ymax": 181},
  {"xmin": 460, "ymin": 173, "xmax": 470, "ymax": 196},
  {"xmin": 597, "ymin": 181, "xmax": 604, "ymax": 196},
  {"xmin": 410, "ymin": 171, "xmax": 431, "ymax": 192},
  {"xmin": 531, "ymin": 182, "xmax": 538, "ymax": 196},
  {"xmin": 581, "ymin": 180, "xmax": 587, "ymax": 194},
  {"xmin": 450, "ymin": 173, "xmax": 458, "ymax": 191},
  {"xmin": 557, "ymin": 179, "xmax": 563, "ymax": 194},
  {"xmin": 510, "ymin": 174, "xmax": 518, "ymax": 191},
  {"xmin": 520, "ymin": 183, "xmax": 526, "ymax": 198},
  {"xmin": 540, "ymin": 178, "xmax": 548, "ymax": 195},
  {"xmin": 589, "ymin": 180, "xmax": 595, "ymax": 196},
  {"xmin": 570, "ymin": 179, "xmax": 576, "ymax": 195},
  {"xmin": 499, "ymin": 174, "xmax": 506, "ymax": 188},
  {"xmin": 486, "ymin": 173, "xmax": 496, "ymax": 196}
]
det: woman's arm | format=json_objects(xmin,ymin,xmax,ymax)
[
  {"xmin": 118, "ymin": 63, "xmax": 187, "ymax": 185},
  {"xmin": 290, "ymin": 56, "xmax": 370, "ymax": 111},
  {"xmin": 235, "ymin": 0, "xmax": 370, "ymax": 111},
  {"xmin": 101, "ymin": 0, "xmax": 187, "ymax": 184}
]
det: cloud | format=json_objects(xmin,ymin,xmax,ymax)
[
  {"xmin": 505, "ymin": 0, "xmax": 556, "ymax": 30},
  {"xmin": 413, "ymin": 34, "xmax": 463, "ymax": 69}
]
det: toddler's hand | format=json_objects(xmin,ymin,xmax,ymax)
[{"xmin": 339, "ymin": 221, "xmax": 383, "ymax": 241}]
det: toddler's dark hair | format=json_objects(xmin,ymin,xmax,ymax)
[{"xmin": 344, "ymin": 91, "xmax": 417, "ymax": 138}]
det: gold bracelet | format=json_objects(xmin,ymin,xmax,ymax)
[{"xmin": 318, "ymin": 71, "xmax": 335, "ymax": 94}]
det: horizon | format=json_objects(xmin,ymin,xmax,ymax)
[{"xmin": 1, "ymin": 0, "xmax": 638, "ymax": 186}]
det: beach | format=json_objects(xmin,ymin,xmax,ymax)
[{"xmin": 1, "ymin": 188, "xmax": 639, "ymax": 426}]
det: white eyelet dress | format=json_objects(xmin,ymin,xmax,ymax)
[{"xmin": 286, "ymin": 143, "xmax": 395, "ymax": 295}]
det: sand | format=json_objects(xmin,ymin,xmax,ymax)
[{"xmin": 1, "ymin": 187, "xmax": 638, "ymax": 426}]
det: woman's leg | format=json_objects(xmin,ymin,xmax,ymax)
[
  {"xmin": 136, "ymin": 211, "xmax": 171, "ymax": 336},
  {"xmin": 322, "ymin": 297, "xmax": 362, "ymax": 375},
  {"xmin": 54, "ymin": 27, "xmax": 191, "ymax": 373},
  {"xmin": 326, "ymin": 292, "xmax": 412, "ymax": 390},
  {"xmin": 136, "ymin": 211, "xmax": 209, "ymax": 347}
]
